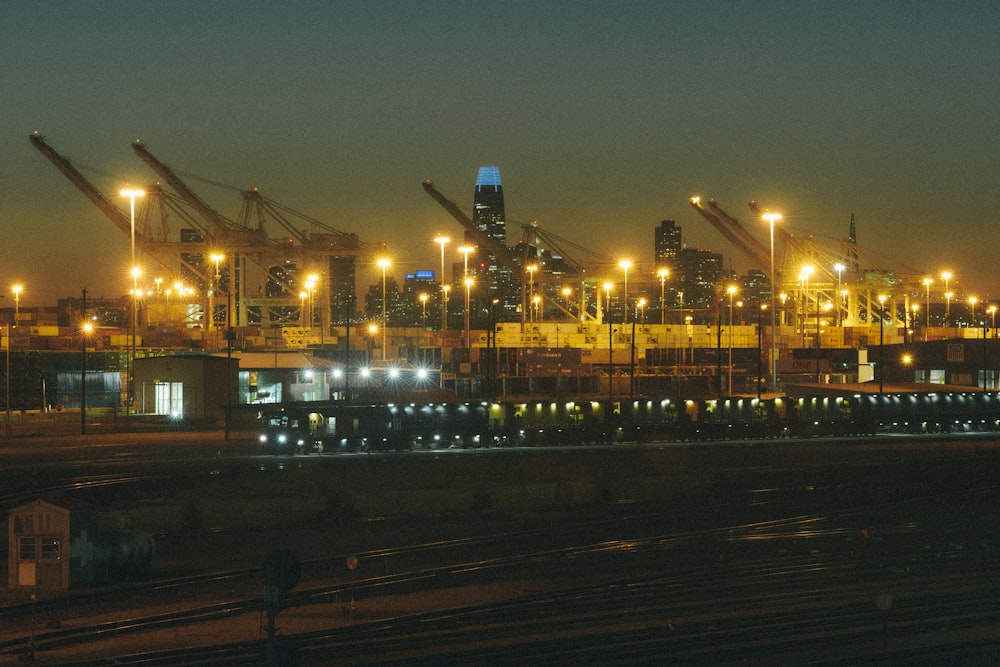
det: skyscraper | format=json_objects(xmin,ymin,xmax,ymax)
[
  {"xmin": 655, "ymin": 219, "xmax": 682, "ymax": 266},
  {"xmin": 674, "ymin": 248, "xmax": 724, "ymax": 308},
  {"xmin": 471, "ymin": 166, "xmax": 518, "ymax": 318}
]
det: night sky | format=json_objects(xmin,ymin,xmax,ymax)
[{"xmin": 2, "ymin": 1, "xmax": 998, "ymax": 305}]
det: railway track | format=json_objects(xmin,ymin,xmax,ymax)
[{"xmin": 2, "ymin": 498, "xmax": 995, "ymax": 663}]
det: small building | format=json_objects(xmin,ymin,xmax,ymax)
[
  {"xmin": 7, "ymin": 499, "xmax": 98, "ymax": 590},
  {"xmin": 133, "ymin": 355, "xmax": 239, "ymax": 421}
]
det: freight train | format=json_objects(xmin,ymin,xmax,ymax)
[{"xmin": 256, "ymin": 390, "xmax": 1000, "ymax": 454}]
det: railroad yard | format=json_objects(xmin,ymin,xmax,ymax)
[{"xmin": 3, "ymin": 431, "xmax": 1000, "ymax": 664}]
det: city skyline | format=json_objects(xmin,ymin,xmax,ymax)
[{"xmin": 2, "ymin": 1, "xmax": 998, "ymax": 305}]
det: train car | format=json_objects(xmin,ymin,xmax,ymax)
[
  {"xmin": 255, "ymin": 390, "xmax": 1000, "ymax": 453},
  {"xmin": 388, "ymin": 402, "xmax": 492, "ymax": 449},
  {"xmin": 257, "ymin": 403, "xmax": 399, "ymax": 454}
]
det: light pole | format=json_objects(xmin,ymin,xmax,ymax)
[
  {"xmin": 799, "ymin": 265, "xmax": 814, "ymax": 349},
  {"xmin": 434, "ymin": 235, "xmax": 450, "ymax": 330},
  {"xmin": 878, "ymin": 294, "xmax": 887, "ymax": 393},
  {"xmin": 419, "ymin": 293, "xmax": 429, "ymax": 327},
  {"xmin": 990, "ymin": 305, "xmax": 997, "ymax": 338},
  {"xmin": 923, "ymin": 277, "xmax": 933, "ymax": 335},
  {"xmin": 463, "ymin": 276, "xmax": 474, "ymax": 348},
  {"xmin": 458, "ymin": 245, "xmax": 474, "ymax": 279},
  {"xmin": 210, "ymin": 253, "xmax": 223, "ymax": 344},
  {"xmin": 757, "ymin": 303, "xmax": 767, "ymax": 399},
  {"xmin": 525, "ymin": 264, "xmax": 538, "ymax": 323},
  {"xmin": 121, "ymin": 188, "xmax": 144, "ymax": 417},
  {"xmin": 619, "ymin": 260, "xmax": 633, "ymax": 324},
  {"xmin": 81, "ymin": 319, "xmax": 93, "ymax": 435},
  {"xmin": 762, "ymin": 212, "xmax": 781, "ymax": 390},
  {"xmin": 12, "ymin": 284, "xmax": 22, "ymax": 328},
  {"xmin": 657, "ymin": 268, "xmax": 669, "ymax": 324},
  {"xmin": 833, "ymin": 263, "xmax": 844, "ymax": 327},
  {"xmin": 637, "ymin": 297, "xmax": 647, "ymax": 323},
  {"xmin": 377, "ymin": 257, "xmax": 390, "ymax": 361},
  {"xmin": 442, "ymin": 285, "xmax": 450, "ymax": 331},
  {"xmin": 305, "ymin": 273, "xmax": 319, "ymax": 329},
  {"xmin": 970, "ymin": 296, "xmax": 978, "ymax": 329},
  {"xmin": 727, "ymin": 285, "xmax": 737, "ymax": 396},
  {"xmin": 604, "ymin": 282, "xmax": 614, "ymax": 402},
  {"xmin": 942, "ymin": 271, "xmax": 953, "ymax": 325},
  {"xmin": 459, "ymin": 244, "xmax": 474, "ymax": 329}
]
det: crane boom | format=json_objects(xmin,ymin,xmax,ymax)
[
  {"xmin": 688, "ymin": 196, "xmax": 769, "ymax": 271},
  {"xmin": 421, "ymin": 180, "xmax": 521, "ymax": 274},
  {"xmin": 131, "ymin": 140, "xmax": 244, "ymax": 234},
  {"xmin": 704, "ymin": 198, "xmax": 772, "ymax": 262},
  {"xmin": 29, "ymin": 132, "xmax": 140, "ymax": 241}
]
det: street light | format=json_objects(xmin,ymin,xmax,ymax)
[
  {"xmin": 969, "ymin": 296, "xmax": 978, "ymax": 328},
  {"xmin": 377, "ymin": 258, "xmax": 390, "ymax": 360},
  {"xmin": 657, "ymin": 268, "xmax": 669, "ymax": 324},
  {"xmin": 305, "ymin": 273, "xmax": 319, "ymax": 330},
  {"xmin": 637, "ymin": 297, "xmax": 647, "ymax": 323},
  {"xmin": 11, "ymin": 284, "xmax": 22, "ymax": 328},
  {"xmin": 434, "ymin": 235, "xmax": 450, "ymax": 329},
  {"xmin": 419, "ymin": 293, "xmax": 429, "ymax": 327},
  {"xmin": 762, "ymin": 211, "xmax": 781, "ymax": 390},
  {"xmin": 833, "ymin": 263, "xmax": 845, "ymax": 327},
  {"xmin": 604, "ymin": 282, "xmax": 614, "ymax": 401},
  {"xmin": 525, "ymin": 264, "xmax": 538, "ymax": 323},
  {"xmin": 942, "ymin": 271, "xmax": 953, "ymax": 325},
  {"xmin": 366, "ymin": 323, "xmax": 378, "ymax": 364},
  {"xmin": 442, "ymin": 284, "xmax": 450, "ymax": 331},
  {"xmin": 923, "ymin": 277, "xmax": 933, "ymax": 335},
  {"xmin": 463, "ymin": 276, "xmax": 474, "ymax": 348},
  {"xmin": 799, "ymin": 265, "xmax": 814, "ymax": 349},
  {"xmin": 878, "ymin": 294, "xmax": 887, "ymax": 393},
  {"xmin": 209, "ymin": 253, "xmax": 224, "ymax": 336},
  {"xmin": 727, "ymin": 285, "xmax": 738, "ymax": 395},
  {"xmin": 120, "ymin": 188, "xmax": 144, "ymax": 417},
  {"xmin": 619, "ymin": 260, "xmax": 633, "ymax": 324},
  {"xmin": 80, "ymin": 320, "xmax": 94, "ymax": 435},
  {"xmin": 989, "ymin": 305, "xmax": 997, "ymax": 338},
  {"xmin": 757, "ymin": 303, "xmax": 767, "ymax": 399},
  {"xmin": 458, "ymin": 245, "xmax": 474, "ymax": 279}
]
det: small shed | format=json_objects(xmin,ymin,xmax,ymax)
[
  {"xmin": 7, "ymin": 499, "xmax": 98, "ymax": 591},
  {"xmin": 134, "ymin": 354, "xmax": 239, "ymax": 421}
]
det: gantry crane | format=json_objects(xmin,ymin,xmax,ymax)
[
  {"xmin": 688, "ymin": 196, "xmax": 770, "ymax": 272},
  {"xmin": 236, "ymin": 187, "xmax": 369, "ymax": 329},
  {"xmin": 422, "ymin": 180, "xmax": 599, "ymax": 322},
  {"xmin": 703, "ymin": 198, "xmax": 772, "ymax": 267},
  {"xmin": 30, "ymin": 132, "xmax": 145, "ymax": 243}
]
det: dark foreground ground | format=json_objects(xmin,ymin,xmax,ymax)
[{"xmin": 2, "ymin": 431, "xmax": 1000, "ymax": 664}]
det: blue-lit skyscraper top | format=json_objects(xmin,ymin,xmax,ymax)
[
  {"xmin": 470, "ymin": 165, "xmax": 517, "ymax": 316},
  {"xmin": 475, "ymin": 166, "xmax": 502, "ymax": 191}
]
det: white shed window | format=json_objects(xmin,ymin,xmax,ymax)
[{"xmin": 154, "ymin": 382, "xmax": 184, "ymax": 417}]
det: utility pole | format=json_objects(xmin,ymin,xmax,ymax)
[{"xmin": 81, "ymin": 288, "xmax": 87, "ymax": 435}]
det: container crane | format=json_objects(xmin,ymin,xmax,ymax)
[
  {"xmin": 422, "ymin": 180, "xmax": 593, "ymax": 322},
  {"xmin": 704, "ymin": 198, "xmax": 772, "ymax": 266},
  {"xmin": 131, "ymin": 140, "xmax": 249, "ymax": 237},
  {"xmin": 29, "ymin": 132, "xmax": 142, "ymax": 242},
  {"xmin": 688, "ymin": 196, "xmax": 770, "ymax": 272}
]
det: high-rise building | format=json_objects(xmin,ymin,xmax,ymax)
[
  {"xmin": 673, "ymin": 248, "xmax": 724, "ymax": 308},
  {"xmin": 470, "ymin": 166, "xmax": 519, "ymax": 319},
  {"xmin": 655, "ymin": 220, "xmax": 682, "ymax": 266}
]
